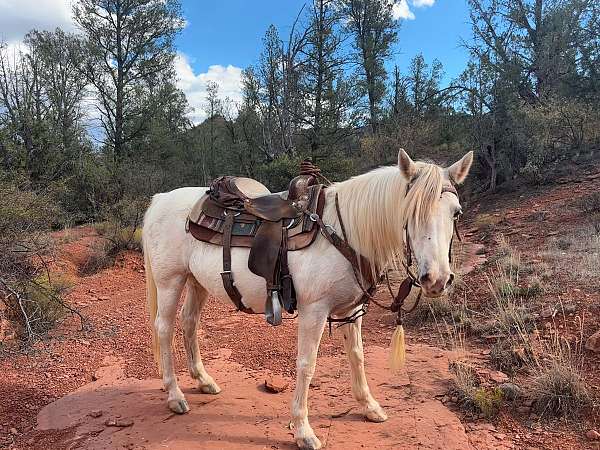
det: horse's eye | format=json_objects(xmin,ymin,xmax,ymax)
[{"xmin": 453, "ymin": 209, "xmax": 463, "ymax": 220}]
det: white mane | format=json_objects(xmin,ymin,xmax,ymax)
[{"xmin": 329, "ymin": 162, "xmax": 445, "ymax": 274}]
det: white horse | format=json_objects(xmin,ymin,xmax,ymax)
[{"xmin": 142, "ymin": 149, "xmax": 473, "ymax": 449}]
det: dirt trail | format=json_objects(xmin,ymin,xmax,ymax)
[
  {"xmin": 36, "ymin": 344, "xmax": 508, "ymax": 450},
  {"xmin": 12, "ymin": 168, "xmax": 600, "ymax": 449}
]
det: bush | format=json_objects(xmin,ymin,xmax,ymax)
[
  {"xmin": 490, "ymin": 340, "xmax": 526, "ymax": 374},
  {"xmin": 80, "ymin": 239, "xmax": 116, "ymax": 275},
  {"xmin": 80, "ymin": 196, "xmax": 146, "ymax": 275},
  {"xmin": 0, "ymin": 173, "xmax": 79, "ymax": 342},
  {"xmin": 449, "ymin": 360, "xmax": 503, "ymax": 418},
  {"xmin": 530, "ymin": 362, "xmax": 590, "ymax": 418},
  {"xmin": 576, "ymin": 192, "xmax": 600, "ymax": 215}
]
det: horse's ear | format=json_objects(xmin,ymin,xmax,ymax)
[
  {"xmin": 447, "ymin": 151, "xmax": 474, "ymax": 185},
  {"xmin": 398, "ymin": 149, "xmax": 417, "ymax": 181}
]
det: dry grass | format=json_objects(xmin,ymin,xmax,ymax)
[
  {"xmin": 489, "ymin": 340, "xmax": 526, "ymax": 374},
  {"xmin": 576, "ymin": 192, "xmax": 600, "ymax": 214},
  {"xmin": 448, "ymin": 341, "xmax": 504, "ymax": 418},
  {"xmin": 528, "ymin": 324, "xmax": 590, "ymax": 418},
  {"xmin": 541, "ymin": 226, "xmax": 600, "ymax": 286},
  {"xmin": 530, "ymin": 361, "xmax": 590, "ymax": 417},
  {"xmin": 81, "ymin": 222, "xmax": 143, "ymax": 275}
]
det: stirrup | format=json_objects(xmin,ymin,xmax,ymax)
[{"xmin": 265, "ymin": 290, "xmax": 282, "ymax": 326}]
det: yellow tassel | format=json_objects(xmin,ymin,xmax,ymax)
[{"xmin": 389, "ymin": 324, "xmax": 406, "ymax": 371}]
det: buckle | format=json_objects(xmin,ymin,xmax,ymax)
[{"xmin": 309, "ymin": 213, "xmax": 319, "ymax": 222}]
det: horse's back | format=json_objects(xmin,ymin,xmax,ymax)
[
  {"xmin": 145, "ymin": 186, "xmax": 206, "ymax": 225},
  {"xmin": 143, "ymin": 187, "xmax": 208, "ymax": 267}
]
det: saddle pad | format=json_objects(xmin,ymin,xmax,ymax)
[{"xmin": 187, "ymin": 185, "xmax": 325, "ymax": 251}]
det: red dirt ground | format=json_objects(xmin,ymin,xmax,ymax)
[{"xmin": 1, "ymin": 165, "xmax": 600, "ymax": 449}]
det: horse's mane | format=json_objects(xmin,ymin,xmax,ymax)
[{"xmin": 329, "ymin": 162, "xmax": 444, "ymax": 274}]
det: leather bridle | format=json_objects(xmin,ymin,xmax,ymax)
[
  {"xmin": 390, "ymin": 183, "xmax": 462, "ymax": 323},
  {"xmin": 307, "ymin": 180, "xmax": 463, "ymax": 331}
]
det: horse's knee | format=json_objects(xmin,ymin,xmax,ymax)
[
  {"xmin": 296, "ymin": 358, "xmax": 316, "ymax": 379},
  {"xmin": 347, "ymin": 346, "xmax": 364, "ymax": 363}
]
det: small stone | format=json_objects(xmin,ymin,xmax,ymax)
[
  {"xmin": 540, "ymin": 307, "xmax": 556, "ymax": 319},
  {"xmin": 498, "ymin": 383, "xmax": 522, "ymax": 401},
  {"xmin": 563, "ymin": 304, "xmax": 577, "ymax": 314},
  {"xmin": 10, "ymin": 428, "xmax": 17, "ymax": 435},
  {"xmin": 89, "ymin": 410, "xmax": 103, "ymax": 418},
  {"xmin": 310, "ymin": 378, "xmax": 321, "ymax": 388},
  {"xmin": 585, "ymin": 330, "xmax": 600, "ymax": 353},
  {"xmin": 97, "ymin": 296, "xmax": 109, "ymax": 301},
  {"xmin": 450, "ymin": 396, "xmax": 459, "ymax": 403},
  {"xmin": 489, "ymin": 371, "xmax": 509, "ymax": 383},
  {"xmin": 586, "ymin": 430, "xmax": 600, "ymax": 441},
  {"xmin": 264, "ymin": 374, "xmax": 289, "ymax": 393},
  {"xmin": 104, "ymin": 418, "xmax": 133, "ymax": 428}
]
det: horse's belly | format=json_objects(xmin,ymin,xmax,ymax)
[{"xmin": 188, "ymin": 241, "xmax": 268, "ymax": 313}]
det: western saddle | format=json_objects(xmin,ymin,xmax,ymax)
[{"xmin": 187, "ymin": 161, "xmax": 325, "ymax": 325}]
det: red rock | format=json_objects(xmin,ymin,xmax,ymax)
[
  {"xmin": 104, "ymin": 418, "xmax": 133, "ymax": 427},
  {"xmin": 586, "ymin": 430, "xmax": 600, "ymax": 441},
  {"xmin": 89, "ymin": 410, "xmax": 103, "ymax": 418},
  {"xmin": 264, "ymin": 374, "xmax": 289, "ymax": 393},
  {"xmin": 585, "ymin": 330, "xmax": 600, "ymax": 353},
  {"xmin": 489, "ymin": 371, "xmax": 509, "ymax": 383}
]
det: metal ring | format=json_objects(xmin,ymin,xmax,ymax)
[{"xmin": 309, "ymin": 213, "xmax": 319, "ymax": 222}]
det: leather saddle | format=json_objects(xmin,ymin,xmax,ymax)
[{"xmin": 187, "ymin": 172, "xmax": 325, "ymax": 325}]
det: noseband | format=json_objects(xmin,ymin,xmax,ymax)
[
  {"xmin": 306, "ymin": 179, "xmax": 463, "ymax": 331},
  {"xmin": 394, "ymin": 183, "xmax": 462, "ymax": 322}
]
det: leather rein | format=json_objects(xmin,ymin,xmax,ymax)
[{"xmin": 306, "ymin": 182, "xmax": 462, "ymax": 331}]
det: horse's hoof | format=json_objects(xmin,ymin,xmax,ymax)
[
  {"xmin": 200, "ymin": 382, "xmax": 221, "ymax": 395},
  {"xmin": 168, "ymin": 398, "xmax": 190, "ymax": 414},
  {"xmin": 365, "ymin": 406, "xmax": 388, "ymax": 423},
  {"xmin": 296, "ymin": 436, "xmax": 322, "ymax": 450}
]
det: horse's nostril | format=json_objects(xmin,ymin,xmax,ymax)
[
  {"xmin": 447, "ymin": 273, "xmax": 455, "ymax": 287},
  {"xmin": 419, "ymin": 273, "xmax": 431, "ymax": 285}
]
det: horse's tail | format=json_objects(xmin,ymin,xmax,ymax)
[{"xmin": 143, "ymin": 201, "xmax": 162, "ymax": 376}]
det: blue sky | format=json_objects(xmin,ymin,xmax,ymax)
[
  {"xmin": 0, "ymin": 0, "xmax": 473, "ymax": 124},
  {"xmin": 176, "ymin": 1, "xmax": 472, "ymax": 86}
]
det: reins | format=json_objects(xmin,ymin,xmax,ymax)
[{"xmin": 305, "ymin": 177, "xmax": 463, "ymax": 333}]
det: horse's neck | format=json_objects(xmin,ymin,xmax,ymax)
[{"xmin": 327, "ymin": 167, "xmax": 407, "ymax": 269}]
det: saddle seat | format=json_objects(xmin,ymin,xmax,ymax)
[{"xmin": 187, "ymin": 170, "xmax": 325, "ymax": 326}]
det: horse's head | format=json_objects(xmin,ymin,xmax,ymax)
[{"xmin": 398, "ymin": 149, "xmax": 473, "ymax": 298}]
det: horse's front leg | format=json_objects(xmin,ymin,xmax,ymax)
[
  {"xmin": 342, "ymin": 317, "xmax": 388, "ymax": 422},
  {"xmin": 292, "ymin": 303, "xmax": 327, "ymax": 450}
]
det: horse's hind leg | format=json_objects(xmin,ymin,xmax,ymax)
[
  {"xmin": 342, "ymin": 317, "xmax": 387, "ymax": 422},
  {"xmin": 181, "ymin": 277, "xmax": 221, "ymax": 394},
  {"xmin": 156, "ymin": 274, "xmax": 189, "ymax": 414}
]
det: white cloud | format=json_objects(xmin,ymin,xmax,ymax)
[
  {"xmin": 175, "ymin": 53, "xmax": 243, "ymax": 124},
  {"xmin": 412, "ymin": 0, "xmax": 435, "ymax": 7},
  {"xmin": 391, "ymin": 0, "xmax": 435, "ymax": 21},
  {"xmin": 0, "ymin": 0, "xmax": 75, "ymax": 43},
  {"xmin": 392, "ymin": 1, "xmax": 415, "ymax": 20}
]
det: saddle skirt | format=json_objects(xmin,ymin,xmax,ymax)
[{"xmin": 187, "ymin": 178, "xmax": 325, "ymax": 251}]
